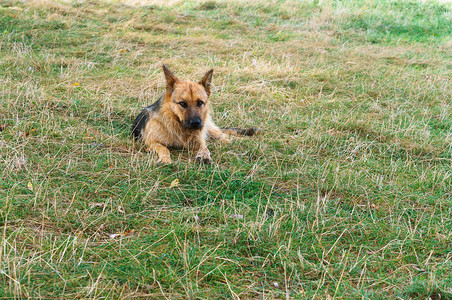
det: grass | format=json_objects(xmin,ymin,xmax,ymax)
[{"xmin": 0, "ymin": 0, "xmax": 451, "ymax": 298}]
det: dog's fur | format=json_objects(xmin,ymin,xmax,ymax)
[{"xmin": 132, "ymin": 64, "xmax": 257, "ymax": 163}]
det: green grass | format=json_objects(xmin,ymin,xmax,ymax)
[{"xmin": 0, "ymin": 0, "xmax": 451, "ymax": 298}]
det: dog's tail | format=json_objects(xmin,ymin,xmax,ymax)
[{"xmin": 221, "ymin": 127, "xmax": 259, "ymax": 136}]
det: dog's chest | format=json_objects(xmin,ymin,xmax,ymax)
[{"xmin": 145, "ymin": 118, "xmax": 200, "ymax": 148}]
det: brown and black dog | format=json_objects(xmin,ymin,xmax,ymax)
[{"xmin": 132, "ymin": 64, "xmax": 257, "ymax": 164}]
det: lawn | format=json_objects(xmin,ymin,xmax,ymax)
[{"xmin": 0, "ymin": 0, "xmax": 451, "ymax": 298}]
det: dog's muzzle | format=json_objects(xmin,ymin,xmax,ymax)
[{"xmin": 184, "ymin": 118, "xmax": 203, "ymax": 130}]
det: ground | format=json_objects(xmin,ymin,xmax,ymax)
[{"xmin": 0, "ymin": 0, "xmax": 451, "ymax": 298}]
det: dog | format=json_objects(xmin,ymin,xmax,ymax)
[{"xmin": 132, "ymin": 64, "xmax": 257, "ymax": 164}]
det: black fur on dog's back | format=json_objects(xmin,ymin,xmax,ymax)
[
  {"xmin": 132, "ymin": 110, "xmax": 148, "ymax": 141},
  {"xmin": 132, "ymin": 96, "xmax": 162, "ymax": 140}
]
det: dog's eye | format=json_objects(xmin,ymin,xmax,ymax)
[
  {"xmin": 196, "ymin": 100, "xmax": 204, "ymax": 107},
  {"xmin": 178, "ymin": 102, "xmax": 188, "ymax": 108}
]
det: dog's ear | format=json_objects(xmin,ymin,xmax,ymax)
[
  {"xmin": 162, "ymin": 64, "xmax": 179, "ymax": 93},
  {"xmin": 199, "ymin": 69, "xmax": 214, "ymax": 96}
]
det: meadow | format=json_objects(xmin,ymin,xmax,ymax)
[{"xmin": 0, "ymin": 0, "xmax": 451, "ymax": 298}]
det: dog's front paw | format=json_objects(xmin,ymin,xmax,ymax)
[
  {"xmin": 156, "ymin": 155, "xmax": 172, "ymax": 164},
  {"xmin": 196, "ymin": 156, "xmax": 213, "ymax": 164},
  {"xmin": 195, "ymin": 150, "xmax": 213, "ymax": 164}
]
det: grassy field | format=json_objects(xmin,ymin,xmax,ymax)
[{"xmin": 0, "ymin": 0, "xmax": 451, "ymax": 298}]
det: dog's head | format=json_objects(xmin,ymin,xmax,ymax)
[{"xmin": 162, "ymin": 64, "xmax": 213, "ymax": 130}]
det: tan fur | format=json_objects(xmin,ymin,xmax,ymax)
[{"xmin": 138, "ymin": 65, "xmax": 230, "ymax": 164}]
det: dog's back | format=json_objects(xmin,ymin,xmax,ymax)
[{"xmin": 132, "ymin": 97, "xmax": 162, "ymax": 141}]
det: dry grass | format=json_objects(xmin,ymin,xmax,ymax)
[{"xmin": 0, "ymin": 0, "xmax": 451, "ymax": 298}]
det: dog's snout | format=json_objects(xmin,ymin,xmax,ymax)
[
  {"xmin": 190, "ymin": 118, "xmax": 201, "ymax": 126},
  {"xmin": 189, "ymin": 118, "xmax": 202, "ymax": 129}
]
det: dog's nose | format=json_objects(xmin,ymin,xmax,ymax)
[{"xmin": 189, "ymin": 118, "xmax": 202, "ymax": 127}]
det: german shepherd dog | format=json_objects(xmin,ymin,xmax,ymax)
[{"xmin": 132, "ymin": 65, "xmax": 257, "ymax": 164}]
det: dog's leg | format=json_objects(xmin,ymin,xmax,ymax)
[
  {"xmin": 205, "ymin": 116, "xmax": 231, "ymax": 144},
  {"xmin": 193, "ymin": 137, "xmax": 213, "ymax": 164},
  {"xmin": 147, "ymin": 141, "xmax": 172, "ymax": 164}
]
